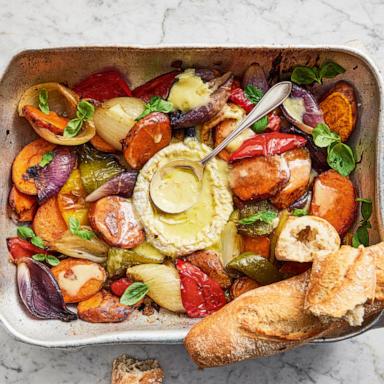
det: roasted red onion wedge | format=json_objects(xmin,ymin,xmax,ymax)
[
  {"xmin": 17, "ymin": 257, "xmax": 77, "ymax": 321},
  {"xmin": 242, "ymin": 63, "xmax": 269, "ymax": 93},
  {"xmin": 170, "ymin": 72, "xmax": 233, "ymax": 129},
  {"xmin": 281, "ymin": 84, "xmax": 324, "ymax": 134},
  {"xmin": 85, "ymin": 171, "xmax": 138, "ymax": 202},
  {"xmin": 31, "ymin": 147, "xmax": 77, "ymax": 204}
]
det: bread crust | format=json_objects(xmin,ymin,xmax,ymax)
[
  {"xmin": 304, "ymin": 245, "xmax": 376, "ymax": 325},
  {"xmin": 111, "ymin": 355, "xmax": 164, "ymax": 384}
]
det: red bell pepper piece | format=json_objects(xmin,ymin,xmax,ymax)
[
  {"xmin": 110, "ymin": 277, "xmax": 132, "ymax": 297},
  {"xmin": 176, "ymin": 259, "xmax": 226, "ymax": 318},
  {"xmin": 267, "ymin": 113, "xmax": 281, "ymax": 132},
  {"xmin": 73, "ymin": 70, "xmax": 132, "ymax": 101},
  {"xmin": 229, "ymin": 132, "xmax": 307, "ymax": 163},
  {"xmin": 229, "ymin": 86, "xmax": 254, "ymax": 113},
  {"xmin": 132, "ymin": 70, "xmax": 181, "ymax": 103},
  {"xmin": 6, "ymin": 237, "xmax": 48, "ymax": 264}
]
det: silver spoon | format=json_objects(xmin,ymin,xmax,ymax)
[{"xmin": 150, "ymin": 81, "xmax": 293, "ymax": 214}]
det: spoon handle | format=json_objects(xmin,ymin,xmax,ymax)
[{"xmin": 200, "ymin": 81, "xmax": 292, "ymax": 165}]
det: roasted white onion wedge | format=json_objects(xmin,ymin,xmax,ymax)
[{"xmin": 18, "ymin": 82, "xmax": 95, "ymax": 145}]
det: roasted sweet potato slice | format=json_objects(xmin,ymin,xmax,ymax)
[
  {"xmin": 89, "ymin": 196, "xmax": 144, "ymax": 248},
  {"xmin": 90, "ymin": 134, "xmax": 117, "ymax": 153},
  {"xmin": 230, "ymin": 277, "xmax": 260, "ymax": 299},
  {"xmin": 12, "ymin": 138, "xmax": 56, "ymax": 195},
  {"xmin": 77, "ymin": 290, "xmax": 131, "ymax": 323},
  {"xmin": 8, "ymin": 185, "xmax": 37, "ymax": 222},
  {"xmin": 270, "ymin": 148, "xmax": 311, "ymax": 209},
  {"xmin": 310, "ymin": 170, "xmax": 357, "ymax": 236},
  {"xmin": 32, "ymin": 196, "xmax": 67, "ymax": 242},
  {"xmin": 122, "ymin": 112, "xmax": 171, "ymax": 169},
  {"xmin": 229, "ymin": 155, "xmax": 290, "ymax": 201},
  {"xmin": 279, "ymin": 261, "xmax": 312, "ymax": 277},
  {"xmin": 242, "ymin": 235, "xmax": 270, "ymax": 258},
  {"xmin": 320, "ymin": 81, "xmax": 357, "ymax": 142},
  {"xmin": 51, "ymin": 258, "xmax": 106, "ymax": 303},
  {"xmin": 22, "ymin": 105, "xmax": 69, "ymax": 135},
  {"xmin": 186, "ymin": 250, "xmax": 231, "ymax": 289}
]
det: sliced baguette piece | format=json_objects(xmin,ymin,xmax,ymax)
[
  {"xmin": 111, "ymin": 355, "xmax": 164, "ymax": 384},
  {"xmin": 304, "ymin": 245, "xmax": 376, "ymax": 326},
  {"xmin": 184, "ymin": 272, "xmax": 330, "ymax": 368},
  {"xmin": 275, "ymin": 216, "xmax": 340, "ymax": 262}
]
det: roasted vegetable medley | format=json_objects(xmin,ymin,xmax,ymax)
[{"xmin": 6, "ymin": 61, "xmax": 372, "ymax": 323}]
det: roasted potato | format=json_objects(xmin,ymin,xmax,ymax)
[
  {"xmin": 186, "ymin": 250, "xmax": 231, "ymax": 289},
  {"xmin": 310, "ymin": 170, "xmax": 357, "ymax": 236},
  {"xmin": 320, "ymin": 81, "xmax": 357, "ymax": 142},
  {"xmin": 89, "ymin": 196, "xmax": 145, "ymax": 249},
  {"xmin": 12, "ymin": 138, "xmax": 56, "ymax": 195},
  {"xmin": 51, "ymin": 258, "xmax": 106, "ymax": 303},
  {"xmin": 90, "ymin": 134, "xmax": 117, "ymax": 153},
  {"xmin": 230, "ymin": 277, "xmax": 260, "ymax": 299},
  {"xmin": 122, "ymin": 112, "xmax": 171, "ymax": 169},
  {"xmin": 270, "ymin": 148, "xmax": 311, "ymax": 209},
  {"xmin": 8, "ymin": 185, "xmax": 37, "ymax": 222},
  {"xmin": 32, "ymin": 196, "xmax": 67, "ymax": 242},
  {"xmin": 229, "ymin": 155, "xmax": 290, "ymax": 201},
  {"xmin": 77, "ymin": 290, "xmax": 131, "ymax": 323}
]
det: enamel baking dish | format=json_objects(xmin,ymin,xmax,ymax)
[{"xmin": 0, "ymin": 46, "xmax": 383, "ymax": 347}]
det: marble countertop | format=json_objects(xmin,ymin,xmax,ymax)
[{"xmin": 1, "ymin": 0, "xmax": 383, "ymax": 383}]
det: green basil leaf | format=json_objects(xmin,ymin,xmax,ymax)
[
  {"xmin": 76, "ymin": 100, "xmax": 95, "ymax": 120},
  {"xmin": 64, "ymin": 118, "xmax": 83, "ymax": 138},
  {"xmin": 39, "ymin": 151, "xmax": 54, "ymax": 167},
  {"xmin": 356, "ymin": 197, "xmax": 372, "ymax": 204},
  {"xmin": 291, "ymin": 66, "xmax": 319, "ymax": 85},
  {"xmin": 68, "ymin": 216, "xmax": 94, "ymax": 240},
  {"xmin": 75, "ymin": 228, "xmax": 95, "ymax": 240},
  {"xmin": 46, "ymin": 255, "xmax": 60, "ymax": 266},
  {"xmin": 360, "ymin": 200, "xmax": 373, "ymax": 221},
  {"xmin": 32, "ymin": 254, "xmax": 47, "ymax": 262},
  {"xmin": 31, "ymin": 235, "xmax": 45, "ymax": 249},
  {"xmin": 356, "ymin": 225, "xmax": 369, "ymax": 246},
  {"xmin": 69, "ymin": 216, "xmax": 81, "ymax": 233},
  {"xmin": 292, "ymin": 208, "xmax": 308, "ymax": 217},
  {"xmin": 251, "ymin": 115, "xmax": 269, "ymax": 133},
  {"xmin": 244, "ymin": 85, "xmax": 264, "ymax": 104},
  {"xmin": 352, "ymin": 233, "xmax": 361, "ymax": 248},
  {"xmin": 312, "ymin": 123, "xmax": 340, "ymax": 148},
  {"xmin": 38, "ymin": 88, "xmax": 50, "ymax": 115},
  {"xmin": 136, "ymin": 96, "xmax": 174, "ymax": 121},
  {"xmin": 17, "ymin": 226, "xmax": 35, "ymax": 240},
  {"xmin": 238, "ymin": 210, "xmax": 278, "ymax": 225},
  {"xmin": 327, "ymin": 142, "xmax": 356, "ymax": 176},
  {"xmin": 120, "ymin": 282, "xmax": 149, "ymax": 306},
  {"xmin": 319, "ymin": 61, "xmax": 345, "ymax": 81}
]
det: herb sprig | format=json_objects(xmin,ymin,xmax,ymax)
[
  {"xmin": 238, "ymin": 210, "xmax": 278, "ymax": 225},
  {"xmin": 312, "ymin": 123, "xmax": 355, "ymax": 176},
  {"xmin": 69, "ymin": 217, "xmax": 95, "ymax": 240},
  {"xmin": 17, "ymin": 226, "xmax": 45, "ymax": 249},
  {"xmin": 352, "ymin": 198, "xmax": 373, "ymax": 248},
  {"xmin": 39, "ymin": 151, "xmax": 54, "ymax": 167},
  {"xmin": 136, "ymin": 96, "xmax": 174, "ymax": 121},
  {"xmin": 244, "ymin": 85, "xmax": 268, "ymax": 133},
  {"xmin": 291, "ymin": 61, "xmax": 345, "ymax": 85},
  {"xmin": 38, "ymin": 89, "xmax": 50, "ymax": 115},
  {"xmin": 291, "ymin": 208, "xmax": 308, "ymax": 217},
  {"xmin": 32, "ymin": 253, "xmax": 60, "ymax": 266},
  {"xmin": 120, "ymin": 282, "xmax": 149, "ymax": 306},
  {"xmin": 64, "ymin": 100, "xmax": 94, "ymax": 138}
]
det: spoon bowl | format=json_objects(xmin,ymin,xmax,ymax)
[{"xmin": 150, "ymin": 81, "xmax": 293, "ymax": 214}]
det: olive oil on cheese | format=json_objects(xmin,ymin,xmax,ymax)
[{"xmin": 168, "ymin": 69, "xmax": 212, "ymax": 112}]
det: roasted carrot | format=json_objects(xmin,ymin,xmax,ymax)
[
  {"xmin": 122, "ymin": 112, "xmax": 171, "ymax": 169},
  {"xmin": 8, "ymin": 185, "xmax": 37, "ymax": 222},
  {"xmin": 12, "ymin": 138, "xmax": 56, "ymax": 195},
  {"xmin": 23, "ymin": 105, "xmax": 69, "ymax": 135},
  {"xmin": 32, "ymin": 196, "xmax": 67, "ymax": 242},
  {"xmin": 90, "ymin": 134, "xmax": 117, "ymax": 153},
  {"xmin": 242, "ymin": 235, "xmax": 270, "ymax": 258}
]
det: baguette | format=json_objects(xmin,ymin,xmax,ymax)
[
  {"xmin": 184, "ymin": 242, "xmax": 384, "ymax": 368},
  {"xmin": 304, "ymin": 245, "xmax": 376, "ymax": 326},
  {"xmin": 111, "ymin": 355, "xmax": 163, "ymax": 384},
  {"xmin": 184, "ymin": 272, "xmax": 330, "ymax": 368}
]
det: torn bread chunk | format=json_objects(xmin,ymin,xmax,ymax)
[
  {"xmin": 365, "ymin": 242, "xmax": 384, "ymax": 300},
  {"xmin": 275, "ymin": 216, "xmax": 340, "ymax": 262},
  {"xmin": 111, "ymin": 355, "xmax": 164, "ymax": 384},
  {"xmin": 304, "ymin": 245, "xmax": 376, "ymax": 326}
]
